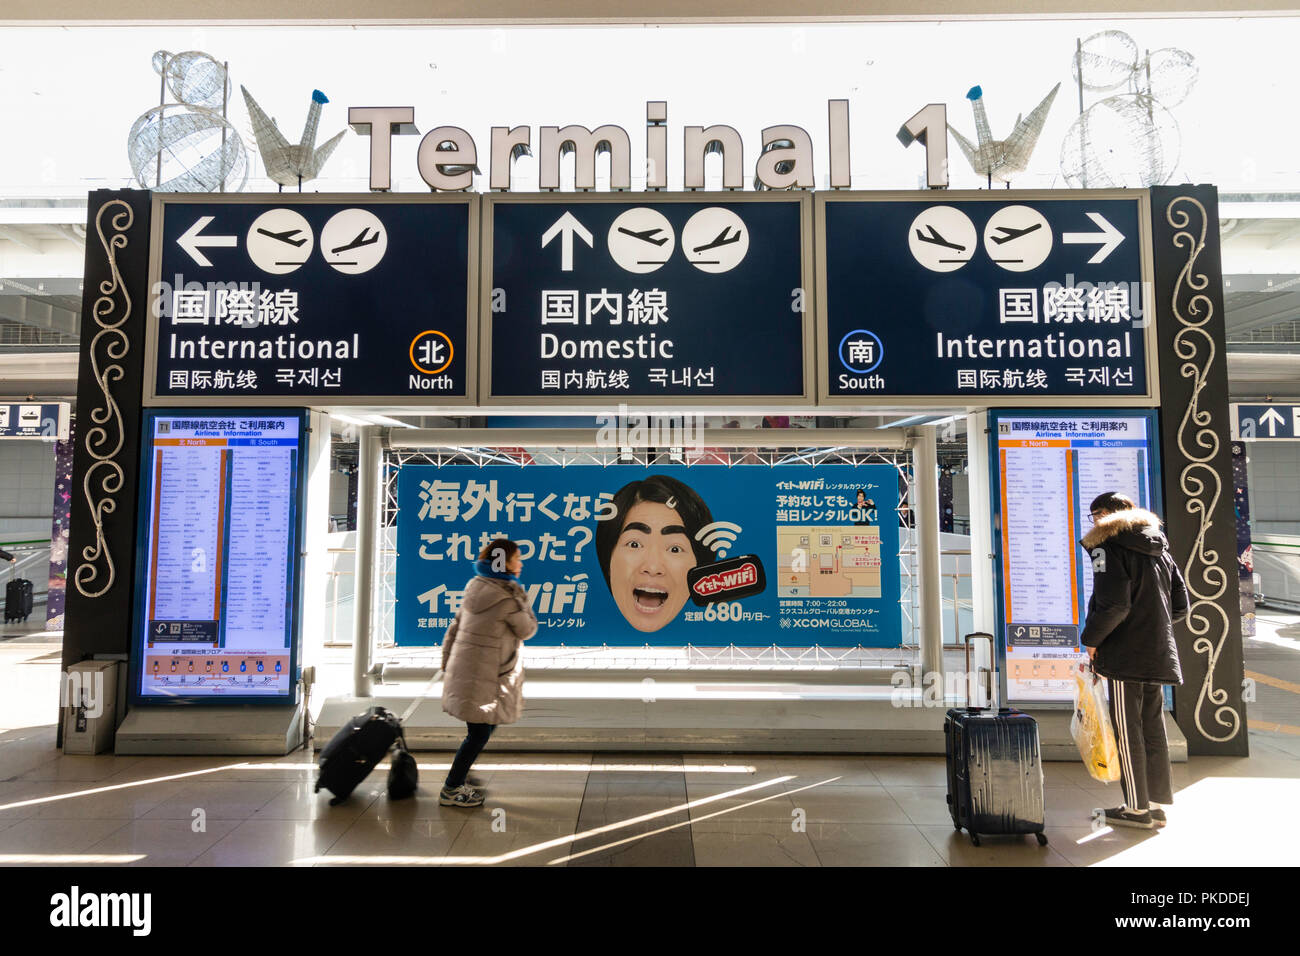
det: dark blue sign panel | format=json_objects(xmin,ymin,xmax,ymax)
[
  {"xmin": 394, "ymin": 464, "xmax": 901, "ymax": 647},
  {"xmin": 818, "ymin": 193, "xmax": 1151, "ymax": 402},
  {"xmin": 0, "ymin": 402, "xmax": 68, "ymax": 439},
  {"xmin": 483, "ymin": 195, "xmax": 812, "ymax": 403},
  {"xmin": 151, "ymin": 197, "xmax": 474, "ymax": 402},
  {"xmin": 1234, "ymin": 403, "xmax": 1300, "ymax": 440}
]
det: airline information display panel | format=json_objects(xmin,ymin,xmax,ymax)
[
  {"xmin": 133, "ymin": 413, "xmax": 304, "ymax": 702},
  {"xmin": 992, "ymin": 412, "xmax": 1158, "ymax": 703}
]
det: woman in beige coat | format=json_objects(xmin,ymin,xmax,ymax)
[{"xmin": 439, "ymin": 539, "xmax": 537, "ymax": 807}]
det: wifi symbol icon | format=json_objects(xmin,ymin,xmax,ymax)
[{"xmin": 694, "ymin": 521, "xmax": 743, "ymax": 559}]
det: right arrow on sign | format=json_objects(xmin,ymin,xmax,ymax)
[
  {"xmin": 541, "ymin": 211, "xmax": 594, "ymax": 272},
  {"xmin": 1063, "ymin": 212, "xmax": 1125, "ymax": 264},
  {"xmin": 1259, "ymin": 407, "xmax": 1287, "ymax": 437}
]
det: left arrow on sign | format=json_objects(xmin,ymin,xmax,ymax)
[
  {"xmin": 178, "ymin": 215, "xmax": 238, "ymax": 267},
  {"xmin": 1063, "ymin": 212, "xmax": 1124, "ymax": 264},
  {"xmin": 541, "ymin": 211, "xmax": 594, "ymax": 272}
]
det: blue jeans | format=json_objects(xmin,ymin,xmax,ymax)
[{"xmin": 444, "ymin": 722, "xmax": 495, "ymax": 789}]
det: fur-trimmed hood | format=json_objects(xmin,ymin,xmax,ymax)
[{"xmin": 1082, "ymin": 507, "xmax": 1167, "ymax": 554}]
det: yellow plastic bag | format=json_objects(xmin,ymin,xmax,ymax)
[{"xmin": 1071, "ymin": 661, "xmax": 1121, "ymax": 783}]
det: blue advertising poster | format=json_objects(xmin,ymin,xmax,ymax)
[
  {"xmin": 395, "ymin": 464, "xmax": 902, "ymax": 647},
  {"xmin": 152, "ymin": 197, "xmax": 474, "ymax": 401},
  {"xmin": 484, "ymin": 196, "xmax": 811, "ymax": 402},
  {"xmin": 819, "ymin": 194, "xmax": 1150, "ymax": 401}
]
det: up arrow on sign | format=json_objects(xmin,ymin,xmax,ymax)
[
  {"xmin": 541, "ymin": 211, "xmax": 594, "ymax": 272},
  {"xmin": 1259, "ymin": 407, "xmax": 1288, "ymax": 437},
  {"xmin": 1063, "ymin": 212, "xmax": 1125, "ymax": 264}
]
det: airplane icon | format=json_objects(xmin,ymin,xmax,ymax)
[
  {"xmin": 914, "ymin": 224, "xmax": 966, "ymax": 253},
  {"xmin": 331, "ymin": 228, "xmax": 382, "ymax": 255},
  {"xmin": 256, "ymin": 227, "xmax": 308, "ymax": 247},
  {"xmin": 617, "ymin": 226, "xmax": 669, "ymax": 247},
  {"xmin": 990, "ymin": 223, "xmax": 1043, "ymax": 245},
  {"xmin": 693, "ymin": 227, "xmax": 743, "ymax": 254}
]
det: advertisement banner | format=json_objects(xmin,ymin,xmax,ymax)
[{"xmin": 395, "ymin": 463, "xmax": 902, "ymax": 647}]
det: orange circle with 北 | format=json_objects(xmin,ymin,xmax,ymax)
[{"xmin": 410, "ymin": 330, "xmax": 454, "ymax": 375}]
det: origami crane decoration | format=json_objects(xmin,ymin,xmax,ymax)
[
  {"xmin": 241, "ymin": 86, "xmax": 347, "ymax": 189},
  {"xmin": 948, "ymin": 83, "xmax": 1060, "ymax": 186}
]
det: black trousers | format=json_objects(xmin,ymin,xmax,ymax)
[
  {"xmin": 444, "ymin": 722, "xmax": 495, "ymax": 789},
  {"xmin": 1106, "ymin": 678, "xmax": 1173, "ymax": 811}
]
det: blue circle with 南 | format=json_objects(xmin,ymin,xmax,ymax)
[{"xmin": 839, "ymin": 328, "xmax": 884, "ymax": 374}]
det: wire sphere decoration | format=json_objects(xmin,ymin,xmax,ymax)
[
  {"xmin": 1060, "ymin": 94, "xmax": 1181, "ymax": 189},
  {"xmin": 153, "ymin": 49, "xmax": 232, "ymax": 110},
  {"xmin": 127, "ymin": 50, "xmax": 248, "ymax": 192},
  {"xmin": 1063, "ymin": 30, "xmax": 1197, "ymax": 188}
]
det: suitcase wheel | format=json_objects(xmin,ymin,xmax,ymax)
[
  {"xmin": 969, "ymin": 832, "xmax": 981, "ymax": 847},
  {"xmin": 1035, "ymin": 832, "xmax": 1048, "ymax": 847}
]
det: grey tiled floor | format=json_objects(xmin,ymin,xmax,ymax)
[
  {"xmin": 2, "ymin": 613, "xmax": 1297, "ymax": 866},
  {"xmin": 0, "ymin": 738, "xmax": 1297, "ymax": 866}
]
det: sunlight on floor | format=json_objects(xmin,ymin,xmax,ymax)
[{"xmin": 1092, "ymin": 776, "xmax": 1299, "ymax": 866}]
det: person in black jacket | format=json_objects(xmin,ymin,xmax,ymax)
[{"xmin": 1080, "ymin": 491, "xmax": 1188, "ymax": 831}]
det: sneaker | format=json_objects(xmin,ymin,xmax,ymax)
[
  {"xmin": 1150, "ymin": 808, "xmax": 1167, "ymax": 829},
  {"xmin": 1102, "ymin": 806, "xmax": 1154, "ymax": 830},
  {"xmin": 439, "ymin": 784, "xmax": 485, "ymax": 808}
]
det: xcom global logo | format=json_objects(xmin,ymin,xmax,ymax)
[{"xmin": 839, "ymin": 328, "xmax": 883, "ymax": 374}]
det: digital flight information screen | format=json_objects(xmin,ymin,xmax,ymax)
[
  {"xmin": 991, "ymin": 411, "xmax": 1160, "ymax": 704},
  {"xmin": 131, "ymin": 411, "xmax": 306, "ymax": 703}
]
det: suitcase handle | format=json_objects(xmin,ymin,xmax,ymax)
[{"xmin": 963, "ymin": 632, "xmax": 996, "ymax": 709}]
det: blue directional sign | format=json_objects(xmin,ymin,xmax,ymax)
[
  {"xmin": 482, "ymin": 195, "xmax": 813, "ymax": 404},
  {"xmin": 149, "ymin": 196, "xmax": 476, "ymax": 404},
  {"xmin": 0, "ymin": 402, "xmax": 69, "ymax": 439},
  {"xmin": 816, "ymin": 192, "xmax": 1153, "ymax": 404},
  {"xmin": 1234, "ymin": 403, "xmax": 1300, "ymax": 440}
]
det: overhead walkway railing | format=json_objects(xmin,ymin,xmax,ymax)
[
  {"xmin": 386, "ymin": 427, "xmax": 912, "ymax": 451},
  {"xmin": 346, "ymin": 425, "xmax": 946, "ymax": 699}
]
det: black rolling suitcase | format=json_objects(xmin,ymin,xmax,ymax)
[
  {"xmin": 944, "ymin": 633, "xmax": 1047, "ymax": 847},
  {"xmin": 5, "ymin": 577, "xmax": 33, "ymax": 624},
  {"xmin": 315, "ymin": 706, "xmax": 403, "ymax": 805}
]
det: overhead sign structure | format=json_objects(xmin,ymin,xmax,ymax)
[
  {"xmin": 816, "ymin": 191, "xmax": 1156, "ymax": 406},
  {"xmin": 480, "ymin": 194, "xmax": 814, "ymax": 405},
  {"xmin": 130, "ymin": 411, "xmax": 308, "ymax": 703},
  {"xmin": 394, "ymin": 463, "xmax": 902, "ymax": 647},
  {"xmin": 1233, "ymin": 403, "xmax": 1300, "ymax": 440},
  {"xmin": 0, "ymin": 402, "xmax": 69, "ymax": 439},
  {"xmin": 146, "ymin": 194, "xmax": 477, "ymax": 406},
  {"xmin": 989, "ymin": 410, "xmax": 1161, "ymax": 703}
]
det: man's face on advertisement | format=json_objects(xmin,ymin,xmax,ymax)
[{"xmin": 608, "ymin": 499, "xmax": 696, "ymax": 633}]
